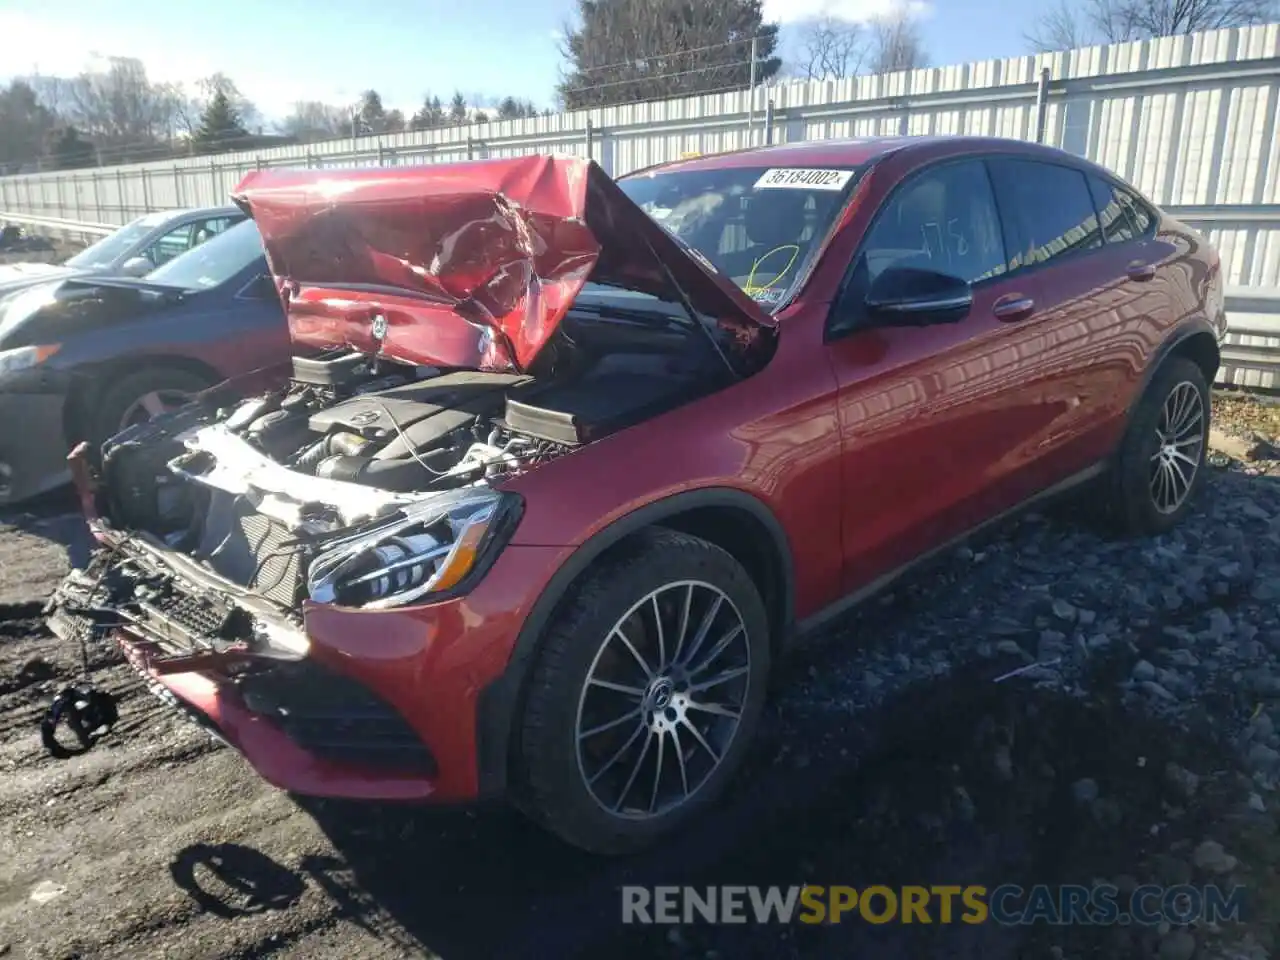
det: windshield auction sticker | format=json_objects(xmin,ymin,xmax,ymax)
[{"xmin": 754, "ymin": 168, "xmax": 854, "ymax": 191}]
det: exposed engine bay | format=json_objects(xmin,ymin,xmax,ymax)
[{"xmin": 81, "ymin": 310, "xmax": 733, "ymax": 651}]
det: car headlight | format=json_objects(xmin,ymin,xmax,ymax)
[
  {"xmin": 305, "ymin": 489, "xmax": 520, "ymax": 609},
  {"xmin": 0, "ymin": 344, "xmax": 60, "ymax": 377}
]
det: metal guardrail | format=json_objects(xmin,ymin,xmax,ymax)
[
  {"xmin": 1221, "ymin": 287, "xmax": 1280, "ymax": 390},
  {"xmin": 0, "ymin": 212, "xmax": 115, "ymax": 237},
  {"xmin": 2, "ymin": 212, "xmax": 1278, "ymax": 387}
]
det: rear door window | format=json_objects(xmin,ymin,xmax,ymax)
[{"xmin": 989, "ymin": 159, "xmax": 1102, "ymax": 268}]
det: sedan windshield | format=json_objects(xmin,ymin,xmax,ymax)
[
  {"xmin": 615, "ymin": 165, "xmax": 864, "ymax": 310},
  {"xmin": 64, "ymin": 211, "xmax": 174, "ymax": 269},
  {"xmin": 146, "ymin": 220, "xmax": 264, "ymax": 291}
]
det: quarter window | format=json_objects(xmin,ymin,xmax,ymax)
[
  {"xmin": 857, "ymin": 159, "xmax": 1008, "ymax": 285},
  {"xmin": 1088, "ymin": 177, "xmax": 1153, "ymax": 244},
  {"xmin": 991, "ymin": 159, "xmax": 1102, "ymax": 267}
]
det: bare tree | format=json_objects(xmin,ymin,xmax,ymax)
[
  {"xmin": 1129, "ymin": 0, "xmax": 1276, "ymax": 35},
  {"xmin": 798, "ymin": 15, "xmax": 865, "ymax": 80},
  {"xmin": 1024, "ymin": 1, "xmax": 1097, "ymax": 51},
  {"xmin": 1026, "ymin": 0, "xmax": 1275, "ymax": 52},
  {"xmin": 280, "ymin": 101, "xmax": 349, "ymax": 141},
  {"xmin": 63, "ymin": 57, "xmax": 176, "ymax": 156},
  {"xmin": 868, "ymin": 11, "xmax": 929, "ymax": 73}
]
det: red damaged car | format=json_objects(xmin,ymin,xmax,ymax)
[{"xmin": 47, "ymin": 138, "xmax": 1226, "ymax": 853}]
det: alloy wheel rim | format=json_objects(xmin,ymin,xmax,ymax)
[
  {"xmin": 118, "ymin": 389, "xmax": 196, "ymax": 430},
  {"xmin": 575, "ymin": 580, "xmax": 751, "ymax": 820},
  {"xmin": 1148, "ymin": 380, "xmax": 1204, "ymax": 515}
]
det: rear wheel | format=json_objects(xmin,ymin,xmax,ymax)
[
  {"xmin": 87, "ymin": 367, "xmax": 212, "ymax": 447},
  {"xmin": 516, "ymin": 529, "xmax": 771, "ymax": 854},
  {"xmin": 1102, "ymin": 356, "xmax": 1210, "ymax": 537}
]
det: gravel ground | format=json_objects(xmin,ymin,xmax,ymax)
[{"xmin": 0, "ymin": 394, "xmax": 1278, "ymax": 959}]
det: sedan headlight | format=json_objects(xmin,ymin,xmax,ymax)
[
  {"xmin": 306, "ymin": 489, "xmax": 520, "ymax": 609},
  {"xmin": 0, "ymin": 344, "xmax": 60, "ymax": 378}
]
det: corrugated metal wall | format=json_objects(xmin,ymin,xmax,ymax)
[{"xmin": 1, "ymin": 23, "xmax": 1278, "ymax": 285}]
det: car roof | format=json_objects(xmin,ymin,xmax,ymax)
[
  {"xmin": 621, "ymin": 136, "xmax": 1108, "ymax": 180},
  {"xmin": 162, "ymin": 205, "xmax": 243, "ymax": 222},
  {"xmin": 130, "ymin": 205, "xmax": 242, "ymax": 227}
]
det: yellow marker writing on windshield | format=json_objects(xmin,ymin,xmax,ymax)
[{"xmin": 744, "ymin": 244, "xmax": 801, "ymax": 297}]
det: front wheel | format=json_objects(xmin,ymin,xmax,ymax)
[
  {"xmin": 516, "ymin": 529, "xmax": 771, "ymax": 854},
  {"xmin": 1102, "ymin": 356, "xmax": 1210, "ymax": 537},
  {"xmin": 87, "ymin": 367, "xmax": 213, "ymax": 448}
]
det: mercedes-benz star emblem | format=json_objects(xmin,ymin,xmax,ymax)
[{"xmin": 371, "ymin": 314, "xmax": 388, "ymax": 341}]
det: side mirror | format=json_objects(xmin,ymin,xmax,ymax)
[
  {"xmin": 120, "ymin": 256, "xmax": 153, "ymax": 277},
  {"xmin": 865, "ymin": 265, "xmax": 972, "ymax": 327}
]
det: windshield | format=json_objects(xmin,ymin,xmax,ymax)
[
  {"xmin": 614, "ymin": 164, "xmax": 863, "ymax": 310},
  {"xmin": 146, "ymin": 220, "xmax": 264, "ymax": 291},
  {"xmin": 64, "ymin": 211, "xmax": 174, "ymax": 269}
]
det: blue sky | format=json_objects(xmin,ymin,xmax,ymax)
[{"xmin": 0, "ymin": 0, "xmax": 1037, "ymax": 120}]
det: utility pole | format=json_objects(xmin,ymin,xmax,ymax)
[
  {"xmin": 1034, "ymin": 67, "xmax": 1050, "ymax": 144},
  {"xmin": 747, "ymin": 35, "xmax": 759, "ymax": 144}
]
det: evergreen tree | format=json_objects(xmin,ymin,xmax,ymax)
[
  {"xmin": 448, "ymin": 92, "xmax": 467, "ymax": 124},
  {"xmin": 192, "ymin": 89, "xmax": 248, "ymax": 154},
  {"xmin": 46, "ymin": 125, "xmax": 95, "ymax": 169}
]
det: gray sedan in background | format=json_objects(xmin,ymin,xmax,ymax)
[{"xmin": 0, "ymin": 205, "xmax": 246, "ymax": 295}]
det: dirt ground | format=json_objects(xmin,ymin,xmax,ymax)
[{"xmin": 1, "ymin": 393, "xmax": 1279, "ymax": 959}]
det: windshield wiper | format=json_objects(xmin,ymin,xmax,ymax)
[{"xmin": 567, "ymin": 300, "xmax": 685, "ymax": 328}]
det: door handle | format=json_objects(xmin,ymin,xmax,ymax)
[
  {"xmin": 992, "ymin": 295, "xmax": 1035, "ymax": 322},
  {"xmin": 1127, "ymin": 261, "xmax": 1156, "ymax": 281}
]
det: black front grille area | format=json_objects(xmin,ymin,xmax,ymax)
[
  {"xmin": 136, "ymin": 590, "xmax": 251, "ymax": 655},
  {"xmin": 234, "ymin": 660, "xmax": 436, "ymax": 774}
]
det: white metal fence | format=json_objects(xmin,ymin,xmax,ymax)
[
  {"xmin": 1, "ymin": 24, "xmax": 1278, "ymax": 285},
  {"xmin": 2, "ymin": 23, "xmax": 1279, "ymax": 385}
]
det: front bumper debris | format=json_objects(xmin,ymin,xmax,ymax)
[{"xmin": 43, "ymin": 539, "xmax": 439, "ymax": 790}]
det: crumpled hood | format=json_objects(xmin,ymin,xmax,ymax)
[{"xmin": 231, "ymin": 156, "xmax": 773, "ymax": 372}]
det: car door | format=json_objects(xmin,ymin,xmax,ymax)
[
  {"xmin": 986, "ymin": 158, "xmax": 1144, "ymax": 487},
  {"xmin": 824, "ymin": 156, "xmax": 1076, "ymax": 593}
]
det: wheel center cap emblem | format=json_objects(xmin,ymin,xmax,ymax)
[{"xmin": 649, "ymin": 679, "xmax": 674, "ymax": 710}]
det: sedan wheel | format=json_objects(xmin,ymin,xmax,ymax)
[
  {"xmin": 1148, "ymin": 380, "xmax": 1205, "ymax": 515},
  {"xmin": 576, "ymin": 580, "xmax": 752, "ymax": 819},
  {"xmin": 118, "ymin": 389, "xmax": 199, "ymax": 431},
  {"xmin": 87, "ymin": 367, "xmax": 215, "ymax": 450},
  {"xmin": 518, "ymin": 529, "xmax": 770, "ymax": 854}
]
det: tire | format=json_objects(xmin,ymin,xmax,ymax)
[
  {"xmin": 516, "ymin": 529, "xmax": 771, "ymax": 854},
  {"xmin": 1102, "ymin": 356, "xmax": 1210, "ymax": 537},
  {"xmin": 87, "ymin": 367, "xmax": 213, "ymax": 447}
]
